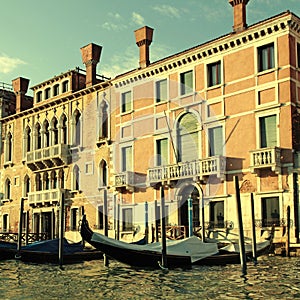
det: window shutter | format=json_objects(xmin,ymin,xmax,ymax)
[
  {"xmin": 260, "ymin": 115, "xmax": 276, "ymax": 148},
  {"xmin": 156, "ymin": 79, "xmax": 167, "ymax": 102},
  {"xmin": 209, "ymin": 126, "xmax": 223, "ymax": 156},
  {"xmin": 122, "ymin": 146, "xmax": 132, "ymax": 171}
]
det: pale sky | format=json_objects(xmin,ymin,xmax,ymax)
[{"xmin": 0, "ymin": 0, "xmax": 300, "ymax": 94}]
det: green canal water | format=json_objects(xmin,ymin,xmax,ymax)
[{"xmin": 0, "ymin": 256, "xmax": 299, "ymax": 299}]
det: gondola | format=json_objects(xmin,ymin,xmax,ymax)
[
  {"xmin": 0, "ymin": 238, "xmax": 103, "ymax": 264},
  {"xmin": 80, "ymin": 215, "xmax": 272, "ymax": 269}
]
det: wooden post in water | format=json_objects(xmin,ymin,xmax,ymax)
[
  {"xmin": 188, "ymin": 197, "xmax": 193, "ymax": 237},
  {"xmin": 51, "ymin": 208, "xmax": 55, "ymax": 239},
  {"xmin": 116, "ymin": 203, "xmax": 120, "ymax": 240},
  {"xmin": 25, "ymin": 210, "xmax": 29, "ymax": 245},
  {"xmin": 17, "ymin": 198, "xmax": 25, "ymax": 252},
  {"xmin": 286, "ymin": 206, "xmax": 291, "ymax": 257},
  {"xmin": 145, "ymin": 201, "xmax": 149, "ymax": 244},
  {"xmin": 234, "ymin": 176, "xmax": 247, "ymax": 274},
  {"xmin": 103, "ymin": 189, "xmax": 109, "ymax": 267},
  {"xmin": 160, "ymin": 186, "xmax": 168, "ymax": 270},
  {"xmin": 59, "ymin": 192, "xmax": 65, "ymax": 267},
  {"xmin": 250, "ymin": 193, "xmax": 257, "ymax": 264},
  {"xmin": 155, "ymin": 200, "xmax": 159, "ymax": 242}
]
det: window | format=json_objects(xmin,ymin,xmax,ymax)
[
  {"xmin": 209, "ymin": 201, "xmax": 224, "ymax": 228},
  {"xmin": 71, "ymin": 208, "xmax": 78, "ymax": 231},
  {"xmin": 258, "ymin": 43, "xmax": 275, "ymax": 72},
  {"xmin": 208, "ymin": 126, "xmax": 223, "ymax": 156},
  {"xmin": 122, "ymin": 208, "xmax": 133, "ymax": 231},
  {"xmin": 73, "ymin": 165, "xmax": 80, "ymax": 190},
  {"xmin": 208, "ymin": 61, "xmax": 221, "ymax": 87},
  {"xmin": 5, "ymin": 132, "xmax": 13, "ymax": 162},
  {"xmin": 59, "ymin": 169, "xmax": 65, "ymax": 189},
  {"xmin": 262, "ymin": 197, "xmax": 280, "ymax": 227},
  {"xmin": 24, "ymin": 176, "xmax": 30, "ymax": 197},
  {"xmin": 260, "ymin": 115, "xmax": 277, "ymax": 148},
  {"xmin": 177, "ymin": 113, "xmax": 199, "ymax": 162},
  {"xmin": 99, "ymin": 160, "xmax": 107, "ymax": 187},
  {"xmin": 52, "ymin": 118, "xmax": 58, "ymax": 145},
  {"xmin": 53, "ymin": 84, "xmax": 59, "ymax": 96},
  {"xmin": 180, "ymin": 70, "xmax": 193, "ymax": 96},
  {"xmin": 36, "ymin": 91, "xmax": 42, "ymax": 103},
  {"xmin": 121, "ymin": 146, "xmax": 132, "ymax": 172},
  {"xmin": 121, "ymin": 91, "xmax": 132, "ymax": 113},
  {"xmin": 36, "ymin": 174, "xmax": 42, "ymax": 191},
  {"xmin": 44, "ymin": 87, "xmax": 51, "ymax": 100},
  {"xmin": 297, "ymin": 43, "xmax": 300, "ymax": 68},
  {"xmin": 3, "ymin": 214, "xmax": 9, "ymax": 232},
  {"xmin": 62, "ymin": 80, "xmax": 69, "ymax": 93},
  {"xmin": 97, "ymin": 205, "xmax": 104, "ymax": 230},
  {"xmin": 61, "ymin": 114, "xmax": 68, "ymax": 144},
  {"xmin": 73, "ymin": 110, "xmax": 81, "ymax": 146},
  {"xmin": 25, "ymin": 126, "xmax": 31, "ymax": 153},
  {"xmin": 156, "ymin": 79, "xmax": 167, "ymax": 103},
  {"xmin": 98, "ymin": 100, "xmax": 108, "ymax": 139},
  {"xmin": 4, "ymin": 179, "xmax": 11, "ymax": 200},
  {"xmin": 35, "ymin": 123, "xmax": 42, "ymax": 149},
  {"xmin": 51, "ymin": 171, "xmax": 58, "ymax": 189},
  {"xmin": 43, "ymin": 120, "xmax": 50, "ymax": 147},
  {"xmin": 156, "ymin": 138, "xmax": 168, "ymax": 166},
  {"xmin": 43, "ymin": 172, "xmax": 50, "ymax": 190}
]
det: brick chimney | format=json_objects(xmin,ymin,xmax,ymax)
[
  {"xmin": 229, "ymin": 0, "xmax": 249, "ymax": 32},
  {"xmin": 12, "ymin": 77, "xmax": 30, "ymax": 113},
  {"xmin": 134, "ymin": 26, "xmax": 154, "ymax": 68},
  {"xmin": 80, "ymin": 43, "xmax": 102, "ymax": 87}
]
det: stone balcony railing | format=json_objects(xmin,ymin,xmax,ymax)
[
  {"xmin": 28, "ymin": 188, "xmax": 65, "ymax": 207},
  {"xmin": 147, "ymin": 156, "xmax": 226, "ymax": 186},
  {"xmin": 250, "ymin": 147, "xmax": 281, "ymax": 173},
  {"xmin": 26, "ymin": 144, "xmax": 69, "ymax": 170},
  {"xmin": 114, "ymin": 171, "xmax": 146, "ymax": 191}
]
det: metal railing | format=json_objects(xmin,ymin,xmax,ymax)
[
  {"xmin": 0, "ymin": 232, "xmax": 50, "ymax": 243},
  {"xmin": 255, "ymin": 218, "xmax": 293, "ymax": 228}
]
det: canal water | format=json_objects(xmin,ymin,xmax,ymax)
[{"xmin": 0, "ymin": 256, "xmax": 299, "ymax": 299}]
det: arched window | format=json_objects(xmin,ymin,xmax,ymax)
[
  {"xmin": 43, "ymin": 172, "xmax": 50, "ymax": 190},
  {"xmin": 4, "ymin": 178, "xmax": 11, "ymax": 200},
  {"xmin": 98, "ymin": 100, "xmax": 108, "ymax": 139},
  {"xmin": 51, "ymin": 118, "xmax": 59, "ymax": 145},
  {"xmin": 35, "ymin": 123, "xmax": 42, "ymax": 149},
  {"xmin": 99, "ymin": 160, "xmax": 107, "ymax": 187},
  {"xmin": 61, "ymin": 114, "xmax": 68, "ymax": 144},
  {"xmin": 177, "ymin": 113, "xmax": 199, "ymax": 162},
  {"xmin": 43, "ymin": 120, "xmax": 50, "ymax": 147},
  {"xmin": 73, "ymin": 165, "xmax": 80, "ymax": 190},
  {"xmin": 24, "ymin": 175, "xmax": 30, "ymax": 197},
  {"xmin": 51, "ymin": 171, "xmax": 58, "ymax": 189},
  {"xmin": 25, "ymin": 126, "xmax": 31, "ymax": 152},
  {"xmin": 59, "ymin": 169, "xmax": 65, "ymax": 188},
  {"xmin": 5, "ymin": 132, "xmax": 13, "ymax": 162},
  {"xmin": 36, "ymin": 174, "xmax": 42, "ymax": 191},
  {"xmin": 73, "ymin": 110, "xmax": 81, "ymax": 146}
]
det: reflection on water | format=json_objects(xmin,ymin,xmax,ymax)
[{"xmin": 0, "ymin": 256, "xmax": 300, "ymax": 299}]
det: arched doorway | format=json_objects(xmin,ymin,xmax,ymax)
[{"xmin": 178, "ymin": 185, "xmax": 200, "ymax": 228}]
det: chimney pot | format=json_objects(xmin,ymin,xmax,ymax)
[
  {"xmin": 134, "ymin": 26, "xmax": 154, "ymax": 68},
  {"xmin": 80, "ymin": 43, "xmax": 102, "ymax": 87},
  {"xmin": 229, "ymin": 0, "xmax": 249, "ymax": 32},
  {"xmin": 12, "ymin": 77, "xmax": 30, "ymax": 113}
]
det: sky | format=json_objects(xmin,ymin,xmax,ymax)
[{"xmin": 0, "ymin": 0, "xmax": 300, "ymax": 95}]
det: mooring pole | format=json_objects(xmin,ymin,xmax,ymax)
[
  {"xmin": 199, "ymin": 184, "xmax": 205, "ymax": 242},
  {"xmin": 116, "ymin": 203, "xmax": 120, "ymax": 240},
  {"xmin": 17, "ymin": 198, "xmax": 25, "ymax": 252},
  {"xmin": 103, "ymin": 189, "xmax": 109, "ymax": 267},
  {"xmin": 145, "ymin": 201, "xmax": 149, "ymax": 244},
  {"xmin": 160, "ymin": 186, "xmax": 168, "ymax": 270},
  {"xmin": 25, "ymin": 210, "xmax": 29, "ymax": 245},
  {"xmin": 286, "ymin": 206, "xmax": 291, "ymax": 257},
  {"xmin": 234, "ymin": 176, "xmax": 247, "ymax": 274},
  {"xmin": 154, "ymin": 200, "xmax": 159, "ymax": 242},
  {"xmin": 250, "ymin": 193, "xmax": 257, "ymax": 264},
  {"xmin": 59, "ymin": 192, "xmax": 65, "ymax": 268},
  {"xmin": 188, "ymin": 197, "xmax": 193, "ymax": 237}
]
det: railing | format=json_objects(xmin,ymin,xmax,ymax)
[
  {"xmin": 205, "ymin": 220, "xmax": 234, "ymax": 230},
  {"xmin": 255, "ymin": 218, "xmax": 293, "ymax": 228},
  {"xmin": 26, "ymin": 144, "xmax": 69, "ymax": 165},
  {"xmin": 0, "ymin": 232, "xmax": 50, "ymax": 243},
  {"xmin": 158, "ymin": 225, "xmax": 187, "ymax": 240},
  {"xmin": 28, "ymin": 188, "xmax": 64, "ymax": 206},
  {"xmin": 147, "ymin": 156, "xmax": 225, "ymax": 185},
  {"xmin": 250, "ymin": 147, "xmax": 281, "ymax": 173},
  {"xmin": 114, "ymin": 171, "xmax": 135, "ymax": 188}
]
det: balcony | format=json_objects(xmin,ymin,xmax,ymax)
[
  {"xmin": 26, "ymin": 144, "xmax": 70, "ymax": 170},
  {"xmin": 28, "ymin": 188, "xmax": 64, "ymax": 207},
  {"xmin": 250, "ymin": 147, "xmax": 281, "ymax": 174},
  {"xmin": 114, "ymin": 171, "xmax": 146, "ymax": 192},
  {"xmin": 147, "ymin": 156, "xmax": 226, "ymax": 186}
]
